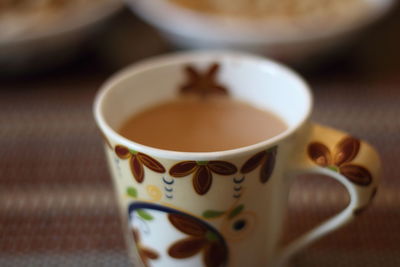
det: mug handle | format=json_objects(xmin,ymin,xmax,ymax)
[{"xmin": 273, "ymin": 123, "xmax": 381, "ymax": 266}]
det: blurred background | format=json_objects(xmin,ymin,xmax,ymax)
[{"xmin": 0, "ymin": 0, "xmax": 399, "ymax": 266}]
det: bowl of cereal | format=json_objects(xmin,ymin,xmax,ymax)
[
  {"xmin": 0, "ymin": 0, "xmax": 122, "ymax": 72},
  {"xmin": 127, "ymin": 0, "xmax": 395, "ymax": 63}
]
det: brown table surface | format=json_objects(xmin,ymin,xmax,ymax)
[{"xmin": 1, "ymin": 6, "xmax": 400, "ymax": 267}]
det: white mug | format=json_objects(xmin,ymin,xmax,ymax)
[{"xmin": 94, "ymin": 51, "xmax": 380, "ymax": 267}]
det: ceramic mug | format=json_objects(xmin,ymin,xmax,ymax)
[{"xmin": 94, "ymin": 51, "xmax": 380, "ymax": 267}]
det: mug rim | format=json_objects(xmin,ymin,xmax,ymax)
[{"xmin": 94, "ymin": 50, "xmax": 313, "ymax": 160}]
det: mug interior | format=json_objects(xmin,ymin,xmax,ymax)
[{"xmin": 94, "ymin": 51, "xmax": 312, "ymax": 159}]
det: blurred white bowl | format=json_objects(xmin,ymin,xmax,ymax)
[
  {"xmin": 0, "ymin": 0, "xmax": 123, "ymax": 72},
  {"xmin": 127, "ymin": 0, "xmax": 395, "ymax": 63}
]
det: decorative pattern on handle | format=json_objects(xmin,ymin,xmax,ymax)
[
  {"xmin": 304, "ymin": 125, "xmax": 381, "ymax": 216},
  {"xmin": 274, "ymin": 124, "xmax": 381, "ymax": 267},
  {"xmin": 308, "ymin": 137, "xmax": 373, "ymax": 186}
]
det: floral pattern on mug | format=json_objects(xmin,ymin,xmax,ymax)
[
  {"xmin": 167, "ymin": 213, "xmax": 228, "ymax": 267},
  {"xmin": 240, "ymin": 146, "xmax": 278, "ymax": 184},
  {"xmin": 133, "ymin": 228, "xmax": 160, "ymax": 267},
  {"xmin": 203, "ymin": 204, "xmax": 257, "ymax": 241},
  {"xmin": 308, "ymin": 137, "xmax": 372, "ymax": 186},
  {"xmin": 115, "ymin": 145, "xmax": 166, "ymax": 183},
  {"xmin": 180, "ymin": 63, "xmax": 229, "ymax": 97},
  {"xmin": 169, "ymin": 161, "xmax": 237, "ymax": 195}
]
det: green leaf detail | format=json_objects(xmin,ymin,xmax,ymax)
[
  {"xmin": 196, "ymin": 161, "xmax": 209, "ymax": 166},
  {"xmin": 136, "ymin": 209, "xmax": 153, "ymax": 221},
  {"xmin": 129, "ymin": 149, "xmax": 138, "ymax": 155},
  {"xmin": 205, "ymin": 231, "xmax": 218, "ymax": 242},
  {"xmin": 327, "ymin": 165, "xmax": 339, "ymax": 172},
  {"xmin": 228, "ymin": 204, "xmax": 244, "ymax": 219},
  {"xmin": 202, "ymin": 210, "xmax": 225, "ymax": 219},
  {"xmin": 126, "ymin": 187, "xmax": 138, "ymax": 198}
]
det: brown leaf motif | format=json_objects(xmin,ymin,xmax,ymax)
[
  {"xmin": 240, "ymin": 146, "xmax": 278, "ymax": 184},
  {"xmin": 139, "ymin": 153, "xmax": 166, "ymax": 173},
  {"xmin": 169, "ymin": 213, "xmax": 207, "ymax": 236},
  {"xmin": 115, "ymin": 145, "xmax": 165, "ymax": 183},
  {"xmin": 169, "ymin": 161, "xmax": 237, "ymax": 195},
  {"xmin": 133, "ymin": 229, "xmax": 160, "ymax": 267},
  {"xmin": 169, "ymin": 161, "xmax": 198, "ymax": 177},
  {"xmin": 208, "ymin": 161, "xmax": 238, "ymax": 175},
  {"xmin": 260, "ymin": 149, "xmax": 277, "ymax": 183},
  {"xmin": 168, "ymin": 237, "xmax": 207, "ymax": 258},
  {"xmin": 340, "ymin": 164, "xmax": 373, "ymax": 186},
  {"xmin": 204, "ymin": 242, "xmax": 227, "ymax": 267},
  {"xmin": 240, "ymin": 151, "xmax": 266, "ymax": 173},
  {"xmin": 307, "ymin": 142, "xmax": 331, "ymax": 167},
  {"xmin": 115, "ymin": 145, "xmax": 130, "ymax": 159},
  {"xmin": 130, "ymin": 156, "xmax": 144, "ymax": 183},
  {"xmin": 193, "ymin": 166, "xmax": 213, "ymax": 196},
  {"xmin": 167, "ymin": 214, "xmax": 228, "ymax": 267},
  {"xmin": 180, "ymin": 63, "xmax": 229, "ymax": 97},
  {"xmin": 333, "ymin": 137, "xmax": 360, "ymax": 166},
  {"xmin": 307, "ymin": 137, "xmax": 373, "ymax": 187}
]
